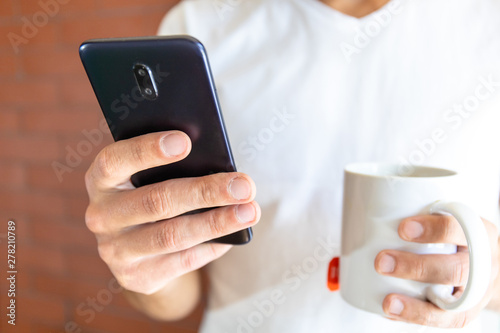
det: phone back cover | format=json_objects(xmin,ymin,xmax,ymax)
[
  {"xmin": 80, "ymin": 36, "xmax": 251, "ymax": 245},
  {"xmin": 79, "ymin": 36, "xmax": 236, "ymax": 186}
]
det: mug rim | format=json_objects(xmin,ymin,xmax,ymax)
[{"xmin": 344, "ymin": 163, "xmax": 457, "ymax": 179}]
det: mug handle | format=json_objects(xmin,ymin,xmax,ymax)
[{"xmin": 425, "ymin": 201, "xmax": 491, "ymax": 312}]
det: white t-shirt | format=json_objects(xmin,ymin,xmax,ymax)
[{"xmin": 158, "ymin": 0, "xmax": 500, "ymax": 332}]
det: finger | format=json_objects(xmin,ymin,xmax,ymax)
[
  {"xmin": 103, "ymin": 201, "xmax": 260, "ymax": 259},
  {"xmin": 86, "ymin": 131, "xmax": 191, "ymax": 191},
  {"xmin": 399, "ymin": 215, "xmax": 467, "ymax": 246},
  {"xmin": 382, "ymin": 294, "xmax": 478, "ymax": 329},
  {"xmin": 375, "ymin": 250, "xmax": 469, "ymax": 286},
  {"xmin": 87, "ymin": 172, "xmax": 256, "ymax": 233},
  {"xmin": 114, "ymin": 242, "xmax": 232, "ymax": 295}
]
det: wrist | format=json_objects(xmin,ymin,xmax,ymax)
[{"xmin": 123, "ymin": 270, "xmax": 202, "ymax": 321}]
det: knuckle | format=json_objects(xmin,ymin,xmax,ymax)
[
  {"xmin": 413, "ymin": 256, "xmax": 427, "ymax": 281},
  {"xmin": 130, "ymin": 138, "xmax": 151, "ymax": 167},
  {"xmin": 438, "ymin": 215, "xmax": 455, "ymax": 241},
  {"xmin": 157, "ymin": 223, "xmax": 181, "ymax": 251},
  {"xmin": 84, "ymin": 168, "xmax": 95, "ymax": 192},
  {"xmin": 206, "ymin": 243, "xmax": 221, "ymax": 258},
  {"xmin": 85, "ymin": 205, "xmax": 105, "ymax": 234},
  {"xmin": 452, "ymin": 254, "xmax": 469, "ymax": 286},
  {"xmin": 180, "ymin": 248, "xmax": 200, "ymax": 271},
  {"xmin": 97, "ymin": 240, "xmax": 115, "ymax": 264},
  {"xmin": 114, "ymin": 265, "xmax": 139, "ymax": 292},
  {"xmin": 142, "ymin": 186, "xmax": 172, "ymax": 217},
  {"xmin": 94, "ymin": 147, "xmax": 120, "ymax": 180},
  {"xmin": 196, "ymin": 179, "xmax": 221, "ymax": 207},
  {"xmin": 205, "ymin": 209, "xmax": 225, "ymax": 236},
  {"xmin": 421, "ymin": 308, "xmax": 436, "ymax": 326}
]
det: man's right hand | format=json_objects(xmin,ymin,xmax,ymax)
[{"xmin": 84, "ymin": 130, "xmax": 261, "ymax": 298}]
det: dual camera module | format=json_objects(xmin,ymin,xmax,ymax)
[{"xmin": 133, "ymin": 63, "xmax": 158, "ymax": 100}]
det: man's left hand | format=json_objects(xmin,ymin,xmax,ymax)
[{"xmin": 375, "ymin": 215, "xmax": 499, "ymax": 328}]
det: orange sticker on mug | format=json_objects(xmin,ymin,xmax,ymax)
[{"xmin": 327, "ymin": 257, "xmax": 340, "ymax": 291}]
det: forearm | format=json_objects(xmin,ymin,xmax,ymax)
[
  {"xmin": 486, "ymin": 237, "xmax": 500, "ymax": 313},
  {"xmin": 123, "ymin": 270, "xmax": 202, "ymax": 321}
]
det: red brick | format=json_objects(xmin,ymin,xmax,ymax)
[
  {"xmin": 0, "ymin": 24, "xmax": 22, "ymax": 49},
  {"xmin": 98, "ymin": 0, "xmax": 178, "ymax": 10},
  {"xmin": 35, "ymin": 273, "xmax": 115, "ymax": 302},
  {"xmin": 28, "ymin": 165, "xmax": 86, "ymax": 192},
  {"xmin": 73, "ymin": 310, "xmax": 153, "ymax": 333},
  {"xmin": 108, "ymin": 291, "xmax": 136, "ymax": 309},
  {"xmin": 65, "ymin": 194, "xmax": 89, "ymax": 218},
  {"xmin": 154, "ymin": 323, "xmax": 199, "ymax": 333},
  {"xmin": 59, "ymin": 75, "xmax": 100, "ymax": 106},
  {"xmin": 0, "ymin": 0, "xmax": 14, "ymax": 18},
  {"xmin": 59, "ymin": 0, "xmax": 97, "ymax": 14},
  {"xmin": 0, "ymin": 80, "xmax": 58, "ymax": 106},
  {"xmin": 31, "ymin": 217, "xmax": 96, "ymax": 250},
  {"xmin": 20, "ymin": 108, "xmax": 102, "ymax": 134},
  {"xmin": 0, "ymin": 213, "xmax": 29, "ymax": 229},
  {"xmin": 21, "ymin": 47, "xmax": 82, "ymax": 76},
  {"xmin": 0, "ymin": 53, "xmax": 18, "ymax": 76},
  {"xmin": 53, "ymin": 135, "xmax": 114, "ymax": 184},
  {"xmin": 0, "ymin": 163, "xmax": 25, "ymax": 189},
  {"xmin": 0, "ymin": 269, "xmax": 32, "ymax": 293},
  {"xmin": 16, "ymin": 294, "xmax": 66, "ymax": 323},
  {"xmin": 0, "ymin": 191, "xmax": 65, "ymax": 217},
  {"xmin": 60, "ymin": 15, "xmax": 148, "ymax": 45},
  {"xmin": 5, "ymin": 217, "xmax": 32, "ymax": 245},
  {"xmin": 17, "ymin": 243, "xmax": 66, "ymax": 274},
  {"xmin": 0, "ymin": 22, "xmax": 58, "ymax": 52},
  {"xmin": 0, "ymin": 320, "xmax": 33, "ymax": 333},
  {"xmin": 0, "ymin": 135, "xmax": 59, "ymax": 161},
  {"xmin": 27, "ymin": 22, "xmax": 59, "ymax": 47},
  {"xmin": 32, "ymin": 324, "xmax": 67, "ymax": 333},
  {"xmin": 0, "ymin": 271, "xmax": 30, "ymax": 293},
  {"xmin": 18, "ymin": 0, "xmax": 96, "ymax": 15},
  {"xmin": 0, "ymin": 110, "xmax": 19, "ymax": 132},
  {"xmin": 66, "ymin": 251, "xmax": 113, "ymax": 280},
  {"xmin": 32, "ymin": 324, "xmax": 106, "ymax": 333},
  {"xmin": 18, "ymin": 268, "xmax": 33, "ymax": 291},
  {"xmin": 59, "ymin": 135, "xmax": 113, "ymax": 170}
]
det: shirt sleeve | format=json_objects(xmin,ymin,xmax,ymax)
[{"xmin": 157, "ymin": 1, "xmax": 189, "ymax": 36}]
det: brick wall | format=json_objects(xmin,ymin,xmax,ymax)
[{"xmin": 0, "ymin": 1, "xmax": 209, "ymax": 332}]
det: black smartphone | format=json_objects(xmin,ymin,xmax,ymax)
[{"xmin": 79, "ymin": 36, "xmax": 252, "ymax": 245}]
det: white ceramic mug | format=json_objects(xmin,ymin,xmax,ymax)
[{"xmin": 340, "ymin": 163, "xmax": 491, "ymax": 316}]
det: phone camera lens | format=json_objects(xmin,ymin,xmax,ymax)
[{"xmin": 134, "ymin": 63, "xmax": 158, "ymax": 100}]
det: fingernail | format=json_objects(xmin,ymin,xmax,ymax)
[
  {"xmin": 388, "ymin": 298, "xmax": 404, "ymax": 315},
  {"xmin": 403, "ymin": 220, "xmax": 424, "ymax": 239},
  {"xmin": 379, "ymin": 254, "xmax": 396, "ymax": 273},
  {"xmin": 161, "ymin": 133, "xmax": 187, "ymax": 157},
  {"xmin": 236, "ymin": 203, "xmax": 256, "ymax": 223},
  {"xmin": 228, "ymin": 177, "xmax": 251, "ymax": 200}
]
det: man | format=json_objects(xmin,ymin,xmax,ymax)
[{"xmin": 84, "ymin": 0, "xmax": 500, "ymax": 331}]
